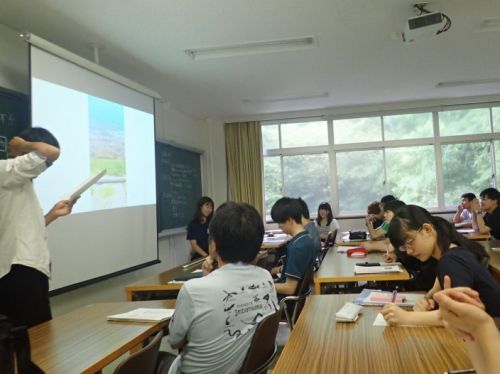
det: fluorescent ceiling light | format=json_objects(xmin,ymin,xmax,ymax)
[
  {"xmin": 243, "ymin": 92, "xmax": 329, "ymax": 104},
  {"xmin": 436, "ymin": 78, "xmax": 500, "ymax": 88},
  {"xmin": 477, "ymin": 18, "xmax": 500, "ymax": 32},
  {"xmin": 185, "ymin": 36, "xmax": 317, "ymax": 60}
]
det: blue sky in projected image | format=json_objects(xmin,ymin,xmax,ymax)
[{"xmin": 88, "ymin": 96, "xmax": 124, "ymax": 130}]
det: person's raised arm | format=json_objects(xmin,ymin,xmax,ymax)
[
  {"xmin": 453, "ymin": 204, "xmax": 464, "ymax": 224},
  {"xmin": 45, "ymin": 200, "xmax": 76, "ymax": 226},
  {"xmin": 471, "ymin": 198, "xmax": 490, "ymax": 234},
  {"xmin": 9, "ymin": 136, "xmax": 60, "ymax": 163}
]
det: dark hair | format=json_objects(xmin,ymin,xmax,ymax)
[
  {"xmin": 271, "ymin": 197, "xmax": 302, "ymax": 224},
  {"xmin": 388, "ymin": 205, "xmax": 488, "ymax": 263},
  {"xmin": 18, "ymin": 127, "xmax": 60, "ymax": 149},
  {"xmin": 461, "ymin": 192, "xmax": 476, "ymax": 201},
  {"xmin": 480, "ymin": 188, "xmax": 500, "ymax": 204},
  {"xmin": 367, "ymin": 201, "xmax": 381, "ymax": 215},
  {"xmin": 297, "ymin": 198, "xmax": 310, "ymax": 219},
  {"xmin": 316, "ymin": 202, "xmax": 333, "ymax": 226},
  {"xmin": 383, "ymin": 200, "xmax": 406, "ymax": 214},
  {"xmin": 194, "ymin": 196, "xmax": 214, "ymax": 223},
  {"xmin": 380, "ymin": 195, "xmax": 397, "ymax": 204},
  {"xmin": 209, "ymin": 202, "xmax": 264, "ymax": 263}
]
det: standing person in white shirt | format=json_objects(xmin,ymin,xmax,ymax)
[
  {"xmin": 167, "ymin": 202, "xmax": 278, "ymax": 374},
  {"xmin": 0, "ymin": 127, "xmax": 75, "ymax": 327},
  {"xmin": 453, "ymin": 192, "xmax": 476, "ymax": 225}
]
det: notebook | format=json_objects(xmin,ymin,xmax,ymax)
[
  {"xmin": 171, "ymin": 269, "xmax": 203, "ymax": 282},
  {"xmin": 353, "ymin": 264, "xmax": 403, "ymax": 274},
  {"xmin": 107, "ymin": 308, "xmax": 175, "ymax": 322}
]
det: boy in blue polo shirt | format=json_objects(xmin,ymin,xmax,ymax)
[{"xmin": 270, "ymin": 197, "xmax": 315, "ymax": 296}]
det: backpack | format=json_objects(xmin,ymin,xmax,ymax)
[{"xmin": 0, "ymin": 315, "xmax": 44, "ymax": 374}]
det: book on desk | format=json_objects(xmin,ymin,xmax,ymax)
[
  {"xmin": 353, "ymin": 264, "xmax": 403, "ymax": 274},
  {"xmin": 107, "ymin": 308, "xmax": 175, "ymax": 322}
]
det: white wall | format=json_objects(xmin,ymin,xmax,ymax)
[{"xmin": 0, "ymin": 23, "xmax": 28, "ymax": 93}]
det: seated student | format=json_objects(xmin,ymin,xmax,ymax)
[
  {"xmin": 315, "ymin": 202, "xmax": 340, "ymax": 241},
  {"xmin": 366, "ymin": 201, "xmax": 384, "ymax": 229},
  {"xmin": 381, "ymin": 205, "xmax": 500, "ymax": 326},
  {"xmin": 298, "ymin": 198, "xmax": 321, "ymax": 256},
  {"xmin": 472, "ymin": 187, "xmax": 500, "ymax": 239},
  {"xmin": 366, "ymin": 194, "xmax": 397, "ymax": 240},
  {"xmin": 361, "ymin": 200, "xmax": 438, "ymax": 292},
  {"xmin": 361, "ymin": 200, "xmax": 406, "ymax": 252},
  {"xmin": 453, "ymin": 192, "xmax": 476, "ymax": 225},
  {"xmin": 167, "ymin": 202, "xmax": 278, "ymax": 374},
  {"xmin": 434, "ymin": 280, "xmax": 500, "ymax": 374},
  {"xmin": 270, "ymin": 197, "xmax": 315, "ymax": 297},
  {"xmin": 186, "ymin": 196, "xmax": 214, "ymax": 260}
]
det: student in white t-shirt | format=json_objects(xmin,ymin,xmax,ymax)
[
  {"xmin": 453, "ymin": 192, "xmax": 476, "ymax": 225},
  {"xmin": 167, "ymin": 202, "xmax": 278, "ymax": 374}
]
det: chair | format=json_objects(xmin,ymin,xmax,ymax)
[
  {"xmin": 279, "ymin": 265, "xmax": 315, "ymax": 330},
  {"xmin": 239, "ymin": 308, "xmax": 282, "ymax": 374},
  {"xmin": 113, "ymin": 331, "xmax": 163, "ymax": 374}
]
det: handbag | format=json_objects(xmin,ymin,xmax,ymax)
[{"xmin": 349, "ymin": 230, "xmax": 367, "ymax": 240}]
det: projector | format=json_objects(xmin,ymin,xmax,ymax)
[{"xmin": 403, "ymin": 11, "xmax": 444, "ymax": 43}]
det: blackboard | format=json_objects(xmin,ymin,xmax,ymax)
[
  {"xmin": 0, "ymin": 87, "xmax": 29, "ymax": 159},
  {"xmin": 156, "ymin": 141, "xmax": 203, "ymax": 232}
]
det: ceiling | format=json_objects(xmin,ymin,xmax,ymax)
[{"xmin": 1, "ymin": 0, "xmax": 499, "ymax": 120}]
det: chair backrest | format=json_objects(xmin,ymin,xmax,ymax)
[
  {"xmin": 113, "ymin": 331, "xmax": 163, "ymax": 374},
  {"xmin": 317, "ymin": 229, "xmax": 338, "ymax": 267},
  {"xmin": 239, "ymin": 308, "xmax": 281, "ymax": 374}
]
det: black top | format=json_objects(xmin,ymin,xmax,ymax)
[
  {"xmin": 484, "ymin": 207, "xmax": 500, "ymax": 239},
  {"xmin": 186, "ymin": 219, "xmax": 210, "ymax": 259},
  {"xmin": 438, "ymin": 247, "xmax": 500, "ymax": 317},
  {"xmin": 396, "ymin": 251, "xmax": 438, "ymax": 291}
]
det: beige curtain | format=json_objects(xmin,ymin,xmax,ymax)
[{"xmin": 224, "ymin": 121, "xmax": 264, "ymax": 217}]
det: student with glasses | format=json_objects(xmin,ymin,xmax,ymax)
[{"xmin": 380, "ymin": 205, "xmax": 500, "ymax": 326}]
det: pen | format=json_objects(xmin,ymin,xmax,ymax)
[
  {"xmin": 391, "ymin": 289, "xmax": 397, "ymax": 303},
  {"xmin": 444, "ymin": 369, "xmax": 475, "ymax": 374}
]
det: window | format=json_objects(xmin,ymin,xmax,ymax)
[
  {"xmin": 281, "ymin": 121, "xmax": 328, "ymax": 148},
  {"xmin": 384, "ymin": 113, "xmax": 433, "ymax": 140},
  {"xmin": 441, "ymin": 142, "xmax": 492, "ymax": 207},
  {"xmin": 333, "ymin": 117, "xmax": 382, "ymax": 144},
  {"xmin": 261, "ymin": 104, "xmax": 500, "ymax": 217},
  {"xmin": 263, "ymin": 156, "xmax": 282, "ymax": 216},
  {"xmin": 283, "ymin": 154, "xmax": 331, "ymax": 214},
  {"xmin": 439, "ymin": 108, "xmax": 490, "ymax": 136},
  {"xmin": 385, "ymin": 146, "xmax": 437, "ymax": 207},
  {"xmin": 336, "ymin": 150, "xmax": 384, "ymax": 212}
]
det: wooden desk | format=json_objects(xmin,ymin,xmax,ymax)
[
  {"xmin": 30, "ymin": 300, "xmax": 175, "ymax": 374},
  {"xmin": 273, "ymin": 295, "xmax": 471, "ymax": 374},
  {"xmin": 464, "ymin": 232, "xmax": 491, "ymax": 240},
  {"xmin": 314, "ymin": 248, "xmax": 410, "ymax": 294},
  {"xmin": 125, "ymin": 259, "xmax": 203, "ymax": 301}
]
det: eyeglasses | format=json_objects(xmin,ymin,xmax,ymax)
[{"xmin": 398, "ymin": 229, "xmax": 421, "ymax": 252}]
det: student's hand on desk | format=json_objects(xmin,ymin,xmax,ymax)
[
  {"xmin": 381, "ymin": 304, "xmax": 410, "ymax": 326},
  {"xmin": 413, "ymin": 297, "xmax": 436, "ymax": 312},
  {"xmin": 381, "ymin": 252, "xmax": 396, "ymax": 263}
]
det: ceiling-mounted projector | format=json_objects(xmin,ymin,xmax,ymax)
[{"xmin": 403, "ymin": 11, "xmax": 444, "ymax": 42}]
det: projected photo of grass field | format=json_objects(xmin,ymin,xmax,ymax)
[{"xmin": 88, "ymin": 96, "xmax": 126, "ymax": 209}]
